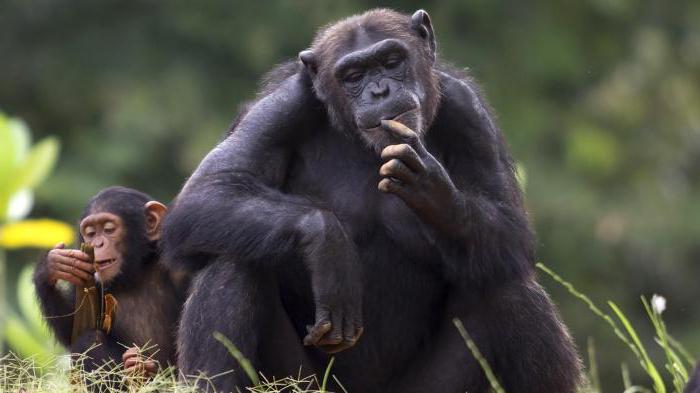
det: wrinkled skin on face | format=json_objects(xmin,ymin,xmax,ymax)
[
  {"xmin": 300, "ymin": 10, "xmax": 439, "ymax": 154},
  {"xmin": 80, "ymin": 212, "xmax": 126, "ymax": 283},
  {"xmin": 43, "ymin": 200, "xmax": 167, "ymax": 288},
  {"xmin": 334, "ymin": 38, "xmax": 422, "ymax": 139}
]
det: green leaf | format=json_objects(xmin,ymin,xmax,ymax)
[
  {"xmin": 609, "ymin": 301, "xmax": 666, "ymax": 393},
  {"xmin": 18, "ymin": 265, "xmax": 52, "ymax": 340},
  {"xmin": 0, "ymin": 114, "xmax": 30, "ymax": 186},
  {"xmin": 0, "ymin": 114, "xmax": 14, "ymax": 213},
  {"xmin": 5, "ymin": 314, "xmax": 54, "ymax": 365},
  {"xmin": 8, "ymin": 118, "xmax": 30, "ymax": 164},
  {"xmin": 11, "ymin": 136, "xmax": 60, "ymax": 191}
]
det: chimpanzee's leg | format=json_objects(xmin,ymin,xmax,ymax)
[
  {"xmin": 177, "ymin": 259, "xmax": 319, "ymax": 392},
  {"xmin": 388, "ymin": 278, "xmax": 581, "ymax": 393}
]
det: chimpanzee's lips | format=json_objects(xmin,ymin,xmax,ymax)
[
  {"xmin": 361, "ymin": 108, "xmax": 418, "ymax": 131},
  {"xmin": 95, "ymin": 258, "xmax": 116, "ymax": 270}
]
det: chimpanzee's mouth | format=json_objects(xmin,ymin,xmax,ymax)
[
  {"xmin": 95, "ymin": 258, "xmax": 116, "ymax": 269},
  {"xmin": 362, "ymin": 108, "xmax": 418, "ymax": 131}
]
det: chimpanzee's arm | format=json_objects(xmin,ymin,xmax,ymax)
[
  {"xmin": 379, "ymin": 71, "xmax": 533, "ymax": 288},
  {"xmin": 162, "ymin": 72, "xmax": 352, "ymax": 271},
  {"xmin": 433, "ymin": 71, "xmax": 534, "ymax": 286},
  {"xmin": 33, "ymin": 253, "xmax": 74, "ymax": 347},
  {"xmin": 162, "ymin": 70, "xmax": 363, "ymax": 352}
]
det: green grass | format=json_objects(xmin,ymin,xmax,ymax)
[
  {"xmin": 537, "ymin": 262, "xmax": 697, "ymax": 393},
  {"xmin": 0, "ymin": 263, "xmax": 696, "ymax": 392}
]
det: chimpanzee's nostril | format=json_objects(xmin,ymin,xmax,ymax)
[{"xmin": 370, "ymin": 82, "xmax": 390, "ymax": 98}]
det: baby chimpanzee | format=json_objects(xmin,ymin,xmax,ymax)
[{"xmin": 34, "ymin": 186, "xmax": 187, "ymax": 376}]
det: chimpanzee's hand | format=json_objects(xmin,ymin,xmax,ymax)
[
  {"xmin": 299, "ymin": 211, "xmax": 364, "ymax": 354},
  {"xmin": 378, "ymin": 120, "xmax": 465, "ymax": 236},
  {"xmin": 45, "ymin": 243, "xmax": 95, "ymax": 287},
  {"xmin": 123, "ymin": 346, "xmax": 158, "ymax": 377}
]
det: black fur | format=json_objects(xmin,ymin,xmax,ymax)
[
  {"xmin": 162, "ymin": 9, "xmax": 581, "ymax": 393},
  {"xmin": 33, "ymin": 187, "xmax": 187, "ymax": 374}
]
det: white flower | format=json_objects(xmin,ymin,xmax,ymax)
[{"xmin": 652, "ymin": 294, "xmax": 666, "ymax": 314}]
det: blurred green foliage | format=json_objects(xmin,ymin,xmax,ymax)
[
  {"xmin": 0, "ymin": 112, "xmax": 71, "ymax": 364},
  {"xmin": 0, "ymin": 0, "xmax": 698, "ymax": 390}
]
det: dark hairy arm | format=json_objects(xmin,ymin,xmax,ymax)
[
  {"xmin": 162, "ymin": 71, "xmax": 337, "ymax": 271},
  {"xmin": 161, "ymin": 69, "xmax": 363, "ymax": 352},
  {"xmin": 34, "ymin": 243, "xmax": 95, "ymax": 348},
  {"xmin": 379, "ymin": 70, "xmax": 534, "ymax": 288},
  {"xmin": 436, "ymin": 71, "xmax": 534, "ymax": 285},
  {"xmin": 33, "ymin": 253, "xmax": 75, "ymax": 347}
]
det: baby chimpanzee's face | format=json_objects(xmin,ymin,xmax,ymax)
[{"xmin": 80, "ymin": 212, "xmax": 125, "ymax": 283}]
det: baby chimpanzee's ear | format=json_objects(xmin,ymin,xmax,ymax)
[{"xmin": 144, "ymin": 201, "xmax": 167, "ymax": 241}]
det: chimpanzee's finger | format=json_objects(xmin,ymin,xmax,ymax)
[
  {"xmin": 378, "ymin": 177, "xmax": 411, "ymax": 198},
  {"xmin": 380, "ymin": 159, "xmax": 416, "ymax": 185},
  {"xmin": 303, "ymin": 320, "xmax": 332, "ymax": 346},
  {"xmin": 124, "ymin": 357, "xmax": 140, "ymax": 370},
  {"xmin": 122, "ymin": 347, "xmax": 139, "ymax": 363},
  {"xmin": 317, "ymin": 312, "xmax": 343, "ymax": 346},
  {"xmin": 53, "ymin": 262, "xmax": 93, "ymax": 282},
  {"xmin": 143, "ymin": 360, "xmax": 158, "ymax": 375},
  {"xmin": 343, "ymin": 317, "xmax": 363, "ymax": 344},
  {"xmin": 52, "ymin": 254, "xmax": 95, "ymax": 273},
  {"xmin": 55, "ymin": 249, "xmax": 92, "ymax": 263},
  {"xmin": 53, "ymin": 271, "xmax": 85, "ymax": 286},
  {"xmin": 381, "ymin": 143, "xmax": 425, "ymax": 173},
  {"xmin": 381, "ymin": 120, "xmax": 427, "ymax": 155},
  {"xmin": 319, "ymin": 325, "xmax": 364, "ymax": 354}
]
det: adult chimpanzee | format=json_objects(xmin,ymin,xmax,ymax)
[
  {"xmin": 162, "ymin": 8, "xmax": 581, "ymax": 393},
  {"xmin": 34, "ymin": 186, "xmax": 187, "ymax": 376}
]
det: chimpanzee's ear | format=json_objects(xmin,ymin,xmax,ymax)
[
  {"xmin": 299, "ymin": 50, "xmax": 318, "ymax": 77},
  {"xmin": 411, "ymin": 9, "xmax": 436, "ymax": 63},
  {"xmin": 144, "ymin": 201, "xmax": 167, "ymax": 241}
]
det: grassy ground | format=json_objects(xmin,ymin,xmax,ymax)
[
  {"xmin": 1, "ymin": 263, "xmax": 696, "ymax": 393},
  {"xmin": 0, "ymin": 352, "xmax": 344, "ymax": 393}
]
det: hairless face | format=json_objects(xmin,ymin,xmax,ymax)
[{"xmin": 80, "ymin": 212, "xmax": 125, "ymax": 283}]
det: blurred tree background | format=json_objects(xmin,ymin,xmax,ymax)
[{"xmin": 0, "ymin": 0, "xmax": 698, "ymax": 390}]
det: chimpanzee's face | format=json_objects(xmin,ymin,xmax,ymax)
[
  {"xmin": 332, "ymin": 37, "xmax": 425, "ymax": 151},
  {"xmin": 80, "ymin": 212, "xmax": 125, "ymax": 283},
  {"xmin": 300, "ymin": 12, "xmax": 439, "ymax": 155}
]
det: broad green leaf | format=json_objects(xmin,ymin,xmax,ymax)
[
  {"xmin": 0, "ymin": 113, "xmax": 15, "ymax": 198},
  {"xmin": 12, "ymin": 136, "xmax": 60, "ymax": 192},
  {"xmin": 18, "ymin": 265, "xmax": 53, "ymax": 340},
  {"xmin": 0, "ymin": 115, "xmax": 30, "ymax": 189},
  {"xmin": 9, "ymin": 118, "xmax": 30, "ymax": 164},
  {"xmin": 0, "ymin": 218, "xmax": 75, "ymax": 249},
  {"xmin": 5, "ymin": 315, "xmax": 54, "ymax": 364}
]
